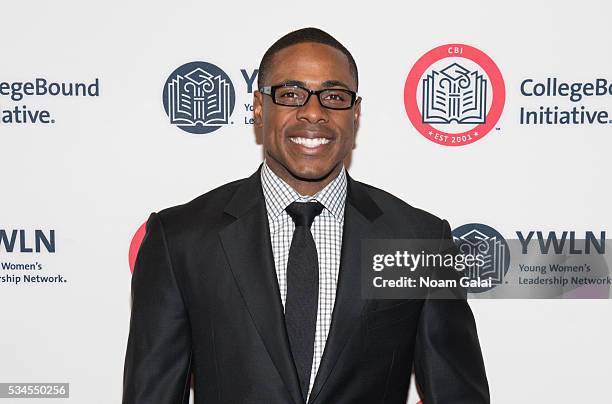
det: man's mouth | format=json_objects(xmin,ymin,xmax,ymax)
[{"xmin": 289, "ymin": 137, "xmax": 331, "ymax": 148}]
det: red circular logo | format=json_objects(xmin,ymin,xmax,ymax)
[
  {"xmin": 128, "ymin": 221, "xmax": 147, "ymax": 273},
  {"xmin": 404, "ymin": 44, "xmax": 505, "ymax": 146}
]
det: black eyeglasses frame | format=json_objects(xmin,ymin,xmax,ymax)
[{"xmin": 259, "ymin": 84, "xmax": 358, "ymax": 110}]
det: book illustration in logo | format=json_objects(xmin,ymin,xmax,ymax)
[
  {"xmin": 163, "ymin": 61, "xmax": 235, "ymax": 134},
  {"xmin": 422, "ymin": 62, "xmax": 487, "ymax": 124},
  {"xmin": 452, "ymin": 223, "xmax": 510, "ymax": 293}
]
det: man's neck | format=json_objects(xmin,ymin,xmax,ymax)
[{"xmin": 264, "ymin": 159, "xmax": 343, "ymax": 197}]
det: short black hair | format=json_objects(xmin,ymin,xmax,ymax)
[{"xmin": 257, "ymin": 27, "xmax": 358, "ymax": 91}]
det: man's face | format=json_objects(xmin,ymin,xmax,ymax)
[{"xmin": 254, "ymin": 42, "xmax": 361, "ymax": 185}]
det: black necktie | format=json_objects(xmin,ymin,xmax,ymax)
[{"xmin": 284, "ymin": 201, "xmax": 325, "ymax": 400}]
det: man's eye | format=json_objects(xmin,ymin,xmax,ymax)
[
  {"xmin": 280, "ymin": 91, "xmax": 298, "ymax": 98},
  {"xmin": 325, "ymin": 92, "xmax": 346, "ymax": 101}
]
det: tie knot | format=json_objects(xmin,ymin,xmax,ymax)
[{"xmin": 285, "ymin": 201, "xmax": 324, "ymax": 228}]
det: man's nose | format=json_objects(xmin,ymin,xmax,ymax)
[{"xmin": 296, "ymin": 93, "xmax": 329, "ymax": 124}]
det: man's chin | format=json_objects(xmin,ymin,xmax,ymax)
[{"xmin": 287, "ymin": 164, "xmax": 340, "ymax": 183}]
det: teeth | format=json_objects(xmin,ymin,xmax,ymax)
[{"xmin": 290, "ymin": 137, "xmax": 331, "ymax": 148}]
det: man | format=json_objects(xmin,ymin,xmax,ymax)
[{"xmin": 123, "ymin": 28, "xmax": 489, "ymax": 404}]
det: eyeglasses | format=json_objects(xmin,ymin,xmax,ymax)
[{"xmin": 259, "ymin": 84, "xmax": 358, "ymax": 110}]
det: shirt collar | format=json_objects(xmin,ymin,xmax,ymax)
[{"xmin": 260, "ymin": 159, "xmax": 347, "ymax": 223}]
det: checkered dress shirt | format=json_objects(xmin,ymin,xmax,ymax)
[{"xmin": 260, "ymin": 160, "xmax": 347, "ymax": 400}]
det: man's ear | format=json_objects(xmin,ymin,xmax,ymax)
[
  {"xmin": 253, "ymin": 90, "xmax": 264, "ymax": 128},
  {"xmin": 353, "ymin": 96, "xmax": 361, "ymax": 124}
]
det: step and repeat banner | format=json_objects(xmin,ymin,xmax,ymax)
[{"xmin": 2, "ymin": 1, "xmax": 611, "ymax": 403}]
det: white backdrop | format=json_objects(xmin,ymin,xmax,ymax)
[{"xmin": 1, "ymin": 1, "xmax": 611, "ymax": 403}]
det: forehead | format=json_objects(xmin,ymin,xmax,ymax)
[{"xmin": 266, "ymin": 42, "xmax": 355, "ymax": 89}]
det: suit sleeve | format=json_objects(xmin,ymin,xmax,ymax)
[
  {"xmin": 414, "ymin": 219, "xmax": 490, "ymax": 404},
  {"xmin": 123, "ymin": 212, "xmax": 192, "ymax": 404}
]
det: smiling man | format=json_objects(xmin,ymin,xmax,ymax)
[
  {"xmin": 123, "ymin": 28, "xmax": 490, "ymax": 404},
  {"xmin": 254, "ymin": 39, "xmax": 360, "ymax": 196}
]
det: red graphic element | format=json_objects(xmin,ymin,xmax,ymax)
[
  {"xmin": 404, "ymin": 44, "xmax": 505, "ymax": 146},
  {"xmin": 128, "ymin": 221, "xmax": 147, "ymax": 273}
]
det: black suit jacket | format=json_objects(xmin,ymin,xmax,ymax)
[{"xmin": 123, "ymin": 166, "xmax": 489, "ymax": 404}]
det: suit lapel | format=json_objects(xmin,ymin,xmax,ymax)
[
  {"xmin": 218, "ymin": 168, "xmax": 386, "ymax": 404},
  {"xmin": 218, "ymin": 168, "xmax": 304, "ymax": 404},
  {"xmin": 307, "ymin": 174, "xmax": 384, "ymax": 404}
]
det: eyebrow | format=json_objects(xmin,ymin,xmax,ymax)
[
  {"xmin": 279, "ymin": 80, "xmax": 307, "ymax": 87},
  {"xmin": 321, "ymin": 80, "xmax": 351, "ymax": 90},
  {"xmin": 278, "ymin": 79, "xmax": 353, "ymax": 91}
]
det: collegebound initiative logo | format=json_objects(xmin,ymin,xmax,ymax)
[
  {"xmin": 162, "ymin": 61, "xmax": 236, "ymax": 134},
  {"xmin": 452, "ymin": 223, "xmax": 510, "ymax": 292},
  {"xmin": 404, "ymin": 44, "xmax": 505, "ymax": 146}
]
